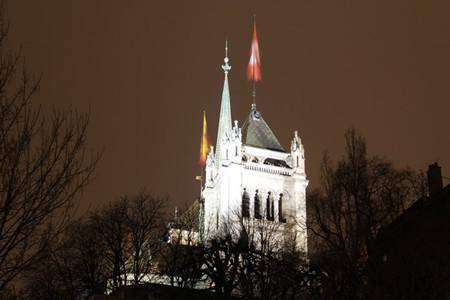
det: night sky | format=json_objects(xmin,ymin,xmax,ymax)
[{"xmin": 8, "ymin": 1, "xmax": 450, "ymax": 212}]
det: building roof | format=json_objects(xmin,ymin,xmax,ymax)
[
  {"xmin": 241, "ymin": 109, "xmax": 285, "ymax": 152},
  {"xmin": 367, "ymin": 183, "xmax": 450, "ymax": 298},
  {"xmin": 170, "ymin": 199, "xmax": 200, "ymax": 231}
]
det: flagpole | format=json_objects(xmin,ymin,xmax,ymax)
[
  {"xmin": 200, "ymin": 165, "xmax": 204, "ymax": 193},
  {"xmin": 199, "ymin": 110, "xmax": 205, "ymax": 196},
  {"xmin": 252, "ymin": 79, "xmax": 256, "ymax": 110},
  {"xmin": 249, "ymin": 15, "xmax": 260, "ymax": 111},
  {"xmin": 252, "ymin": 14, "xmax": 256, "ymax": 110},
  {"xmin": 198, "ymin": 110, "xmax": 208, "ymax": 243}
]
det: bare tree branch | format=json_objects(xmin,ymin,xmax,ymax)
[{"xmin": 0, "ymin": 6, "xmax": 98, "ymax": 291}]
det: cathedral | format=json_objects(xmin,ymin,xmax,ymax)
[{"xmin": 199, "ymin": 26, "xmax": 308, "ymax": 252}]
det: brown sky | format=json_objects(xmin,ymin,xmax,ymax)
[{"xmin": 7, "ymin": 0, "xmax": 450, "ymax": 212}]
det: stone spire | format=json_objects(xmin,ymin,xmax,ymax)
[{"xmin": 215, "ymin": 41, "xmax": 232, "ymax": 167}]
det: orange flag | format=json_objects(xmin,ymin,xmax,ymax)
[
  {"xmin": 199, "ymin": 111, "xmax": 209, "ymax": 167},
  {"xmin": 247, "ymin": 20, "xmax": 261, "ymax": 82}
]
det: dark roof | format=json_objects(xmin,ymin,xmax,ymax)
[
  {"xmin": 376, "ymin": 184, "xmax": 450, "ymax": 244},
  {"xmin": 367, "ymin": 184, "xmax": 450, "ymax": 298},
  {"xmin": 170, "ymin": 199, "xmax": 200, "ymax": 231},
  {"xmin": 241, "ymin": 109, "xmax": 285, "ymax": 152}
]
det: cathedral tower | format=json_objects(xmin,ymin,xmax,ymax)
[{"xmin": 202, "ymin": 27, "xmax": 308, "ymax": 252}]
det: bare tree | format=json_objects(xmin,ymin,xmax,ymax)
[
  {"xmin": 202, "ymin": 233, "xmax": 241, "ymax": 298},
  {"xmin": 201, "ymin": 211, "xmax": 315, "ymax": 299},
  {"xmin": 161, "ymin": 203, "xmax": 205, "ymax": 288},
  {"xmin": 90, "ymin": 192, "xmax": 167, "ymax": 292},
  {"xmin": 68, "ymin": 219, "xmax": 108, "ymax": 298},
  {"xmin": 21, "ymin": 218, "xmax": 108, "ymax": 300},
  {"xmin": 0, "ymin": 7, "xmax": 98, "ymax": 292},
  {"xmin": 237, "ymin": 214, "xmax": 283, "ymax": 300},
  {"xmin": 235, "ymin": 212, "xmax": 318, "ymax": 300},
  {"xmin": 92, "ymin": 198, "xmax": 130, "ymax": 292},
  {"xmin": 306, "ymin": 129, "xmax": 425, "ymax": 299},
  {"xmin": 21, "ymin": 242, "xmax": 73, "ymax": 300},
  {"xmin": 22, "ymin": 193, "xmax": 165, "ymax": 298},
  {"xmin": 126, "ymin": 192, "xmax": 166, "ymax": 285}
]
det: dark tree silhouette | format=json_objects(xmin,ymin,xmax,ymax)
[
  {"xmin": 201, "ymin": 212, "xmax": 315, "ymax": 300},
  {"xmin": 0, "ymin": 7, "xmax": 98, "ymax": 292},
  {"xmin": 161, "ymin": 204, "xmax": 205, "ymax": 288},
  {"xmin": 237, "ymin": 214, "xmax": 283, "ymax": 299},
  {"xmin": 65, "ymin": 219, "xmax": 109, "ymax": 298},
  {"xmin": 92, "ymin": 198, "xmax": 130, "ymax": 292},
  {"xmin": 21, "ymin": 219, "xmax": 108, "ymax": 300},
  {"xmin": 306, "ymin": 129, "xmax": 426, "ymax": 299},
  {"xmin": 126, "ymin": 192, "xmax": 166, "ymax": 285},
  {"xmin": 235, "ymin": 215, "xmax": 318, "ymax": 300},
  {"xmin": 202, "ymin": 234, "xmax": 241, "ymax": 298},
  {"xmin": 91, "ymin": 192, "xmax": 167, "ymax": 293},
  {"xmin": 21, "ymin": 192, "xmax": 166, "ymax": 299}
]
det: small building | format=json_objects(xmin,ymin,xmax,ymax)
[{"xmin": 368, "ymin": 163, "xmax": 450, "ymax": 299}]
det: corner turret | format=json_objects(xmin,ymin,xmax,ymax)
[{"xmin": 290, "ymin": 130, "xmax": 305, "ymax": 174}]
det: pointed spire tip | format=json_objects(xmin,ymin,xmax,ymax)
[
  {"xmin": 225, "ymin": 39, "xmax": 228, "ymax": 57},
  {"xmin": 222, "ymin": 39, "xmax": 231, "ymax": 73}
]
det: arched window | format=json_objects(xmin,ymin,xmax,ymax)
[
  {"xmin": 278, "ymin": 193, "xmax": 286, "ymax": 223},
  {"xmin": 263, "ymin": 158, "xmax": 290, "ymax": 168},
  {"xmin": 254, "ymin": 190, "xmax": 261, "ymax": 219},
  {"xmin": 216, "ymin": 211, "xmax": 219, "ymax": 229},
  {"xmin": 242, "ymin": 188, "xmax": 250, "ymax": 218},
  {"xmin": 266, "ymin": 192, "xmax": 274, "ymax": 221}
]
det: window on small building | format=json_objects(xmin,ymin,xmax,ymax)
[
  {"xmin": 242, "ymin": 188, "xmax": 250, "ymax": 218},
  {"xmin": 254, "ymin": 190, "xmax": 261, "ymax": 219}
]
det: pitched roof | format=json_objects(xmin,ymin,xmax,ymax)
[
  {"xmin": 241, "ymin": 109, "xmax": 285, "ymax": 152},
  {"xmin": 170, "ymin": 199, "xmax": 200, "ymax": 231}
]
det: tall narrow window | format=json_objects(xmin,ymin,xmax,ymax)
[
  {"xmin": 297, "ymin": 156, "xmax": 299, "ymax": 167},
  {"xmin": 266, "ymin": 192, "xmax": 274, "ymax": 221},
  {"xmin": 254, "ymin": 190, "xmax": 261, "ymax": 219},
  {"xmin": 278, "ymin": 193, "xmax": 286, "ymax": 223},
  {"xmin": 270, "ymin": 195, "xmax": 275, "ymax": 221},
  {"xmin": 242, "ymin": 188, "xmax": 250, "ymax": 218},
  {"xmin": 216, "ymin": 211, "xmax": 219, "ymax": 229}
]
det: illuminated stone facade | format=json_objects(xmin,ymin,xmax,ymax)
[{"xmin": 201, "ymin": 47, "xmax": 308, "ymax": 252}]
